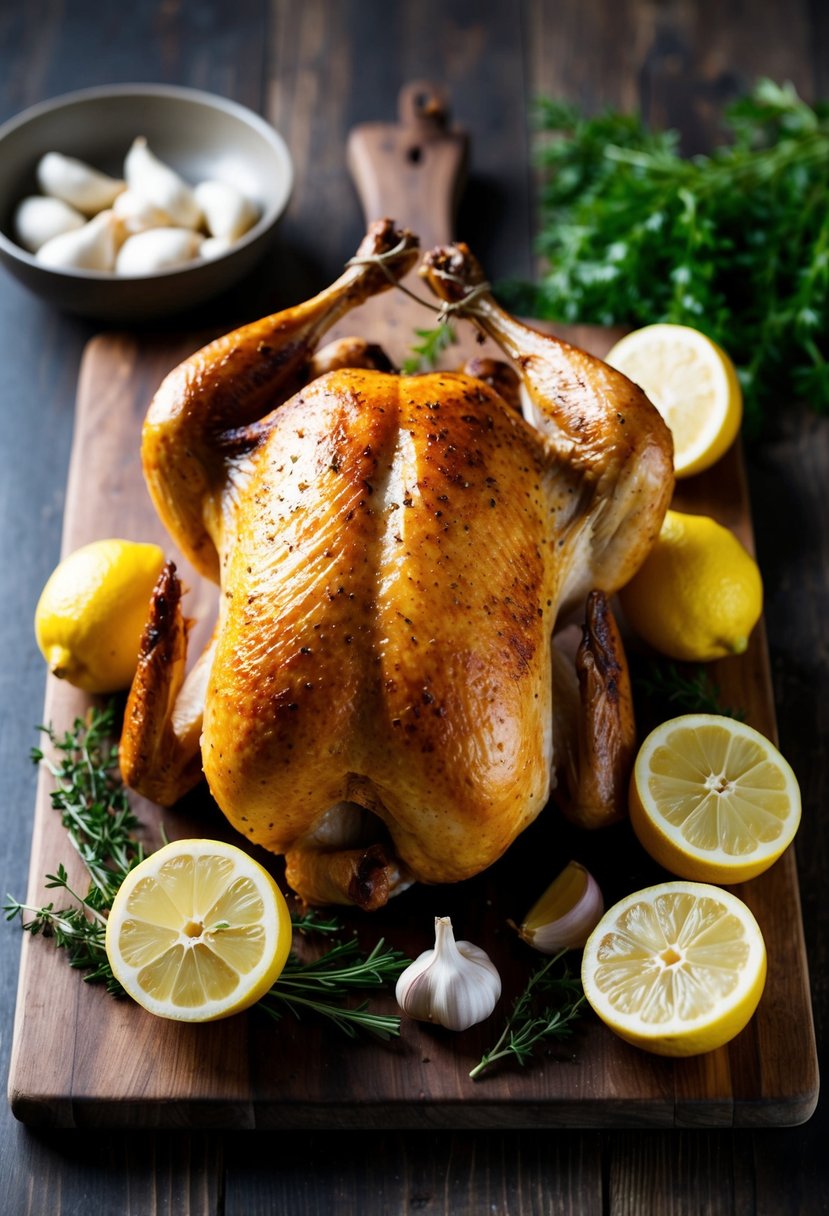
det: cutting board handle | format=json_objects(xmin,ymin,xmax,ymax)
[{"xmin": 346, "ymin": 80, "xmax": 468, "ymax": 248}]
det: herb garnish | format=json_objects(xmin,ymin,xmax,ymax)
[
  {"xmin": 5, "ymin": 705, "xmax": 407, "ymax": 1039},
  {"xmin": 401, "ymin": 322, "xmax": 456, "ymax": 374},
  {"xmin": 501, "ymin": 78, "xmax": 829, "ymax": 433},
  {"xmin": 635, "ymin": 659, "xmax": 745, "ymax": 720},
  {"xmin": 470, "ymin": 950, "xmax": 585, "ymax": 1080}
]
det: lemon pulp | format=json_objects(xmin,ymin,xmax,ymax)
[
  {"xmin": 581, "ymin": 881, "xmax": 767, "ymax": 1056},
  {"xmin": 630, "ymin": 714, "xmax": 801, "ymax": 884},
  {"xmin": 106, "ymin": 840, "xmax": 293, "ymax": 1021}
]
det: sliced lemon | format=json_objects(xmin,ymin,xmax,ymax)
[
  {"xmin": 106, "ymin": 839, "xmax": 293, "ymax": 1022},
  {"xmin": 630, "ymin": 714, "xmax": 801, "ymax": 884},
  {"xmin": 581, "ymin": 881, "xmax": 767, "ymax": 1056},
  {"xmin": 605, "ymin": 323, "xmax": 742, "ymax": 477}
]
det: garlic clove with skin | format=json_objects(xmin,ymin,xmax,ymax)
[
  {"xmin": 115, "ymin": 227, "xmax": 203, "ymax": 276},
  {"xmin": 36, "ymin": 151, "xmax": 124, "ymax": 216},
  {"xmin": 124, "ymin": 137, "xmax": 201, "ymax": 229},
  {"xmin": 395, "ymin": 916, "xmax": 501, "ymax": 1032},
  {"xmin": 515, "ymin": 861, "xmax": 604, "ymax": 954},
  {"xmin": 36, "ymin": 209, "xmax": 121, "ymax": 272},
  {"xmin": 13, "ymin": 195, "xmax": 85, "ymax": 253},
  {"xmin": 113, "ymin": 189, "xmax": 173, "ymax": 234},
  {"xmin": 194, "ymin": 179, "xmax": 259, "ymax": 241}
]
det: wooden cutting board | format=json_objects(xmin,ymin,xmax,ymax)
[{"xmin": 8, "ymin": 84, "xmax": 819, "ymax": 1129}]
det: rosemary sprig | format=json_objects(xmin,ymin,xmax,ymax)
[
  {"xmin": 635, "ymin": 659, "xmax": 745, "ymax": 720},
  {"xmin": 401, "ymin": 321, "xmax": 456, "ymax": 373},
  {"xmin": 260, "ymin": 938, "xmax": 409, "ymax": 1040},
  {"xmin": 5, "ymin": 705, "xmax": 408, "ymax": 1038},
  {"xmin": 470, "ymin": 950, "xmax": 585, "ymax": 1080}
]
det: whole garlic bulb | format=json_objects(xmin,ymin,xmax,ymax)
[
  {"xmin": 194, "ymin": 179, "xmax": 259, "ymax": 241},
  {"xmin": 36, "ymin": 209, "xmax": 121, "ymax": 272},
  {"xmin": 125, "ymin": 137, "xmax": 201, "ymax": 229},
  {"xmin": 13, "ymin": 195, "xmax": 85, "ymax": 253},
  {"xmin": 395, "ymin": 916, "xmax": 501, "ymax": 1032},
  {"xmin": 115, "ymin": 227, "xmax": 203, "ymax": 276},
  {"xmin": 36, "ymin": 152, "xmax": 124, "ymax": 216}
]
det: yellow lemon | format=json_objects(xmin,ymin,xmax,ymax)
[
  {"xmin": 619, "ymin": 509, "xmax": 762, "ymax": 662},
  {"xmin": 581, "ymin": 881, "xmax": 767, "ymax": 1056},
  {"xmin": 605, "ymin": 323, "xmax": 742, "ymax": 477},
  {"xmin": 34, "ymin": 538, "xmax": 165, "ymax": 693},
  {"xmin": 630, "ymin": 714, "xmax": 801, "ymax": 884},
  {"xmin": 106, "ymin": 839, "xmax": 293, "ymax": 1022}
]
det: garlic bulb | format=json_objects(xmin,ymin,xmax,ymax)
[
  {"xmin": 125, "ymin": 137, "xmax": 201, "ymax": 229},
  {"xmin": 36, "ymin": 151, "xmax": 124, "ymax": 216},
  {"xmin": 13, "ymin": 195, "xmax": 85, "ymax": 253},
  {"xmin": 36, "ymin": 209, "xmax": 121, "ymax": 272},
  {"xmin": 395, "ymin": 916, "xmax": 501, "ymax": 1031},
  {"xmin": 515, "ymin": 861, "xmax": 604, "ymax": 954},
  {"xmin": 115, "ymin": 227, "xmax": 203, "ymax": 276},
  {"xmin": 194, "ymin": 179, "xmax": 259, "ymax": 241},
  {"xmin": 113, "ymin": 189, "xmax": 173, "ymax": 234}
]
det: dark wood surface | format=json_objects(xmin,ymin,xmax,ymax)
[{"xmin": 0, "ymin": 0, "xmax": 826, "ymax": 1209}]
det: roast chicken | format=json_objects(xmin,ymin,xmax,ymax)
[{"xmin": 120, "ymin": 219, "xmax": 674, "ymax": 909}]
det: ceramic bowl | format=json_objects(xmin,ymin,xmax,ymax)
[{"xmin": 0, "ymin": 84, "xmax": 293, "ymax": 322}]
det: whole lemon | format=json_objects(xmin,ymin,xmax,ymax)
[
  {"xmin": 34, "ymin": 539, "xmax": 165, "ymax": 693},
  {"xmin": 619, "ymin": 510, "xmax": 762, "ymax": 662}
]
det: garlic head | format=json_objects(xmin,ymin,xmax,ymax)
[
  {"xmin": 36, "ymin": 152, "xmax": 124, "ymax": 216},
  {"xmin": 124, "ymin": 137, "xmax": 201, "ymax": 229},
  {"xmin": 395, "ymin": 916, "xmax": 501, "ymax": 1032},
  {"xmin": 515, "ymin": 861, "xmax": 604, "ymax": 954}
]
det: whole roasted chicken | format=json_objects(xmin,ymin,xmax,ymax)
[{"xmin": 120, "ymin": 220, "xmax": 673, "ymax": 909}]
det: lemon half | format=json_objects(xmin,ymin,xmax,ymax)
[
  {"xmin": 581, "ymin": 881, "xmax": 767, "ymax": 1056},
  {"xmin": 630, "ymin": 714, "xmax": 801, "ymax": 884},
  {"xmin": 34, "ymin": 538, "xmax": 165, "ymax": 693},
  {"xmin": 605, "ymin": 323, "xmax": 742, "ymax": 478},
  {"xmin": 106, "ymin": 840, "xmax": 293, "ymax": 1022}
]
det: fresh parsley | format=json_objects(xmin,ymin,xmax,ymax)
[{"xmin": 500, "ymin": 78, "xmax": 829, "ymax": 434}]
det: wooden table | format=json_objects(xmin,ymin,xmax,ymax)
[{"xmin": 0, "ymin": 1, "xmax": 825, "ymax": 1210}]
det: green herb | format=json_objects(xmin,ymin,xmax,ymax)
[
  {"xmin": 636, "ymin": 660, "xmax": 745, "ymax": 720},
  {"xmin": 501, "ymin": 79, "xmax": 829, "ymax": 433},
  {"xmin": 401, "ymin": 321, "xmax": 456, "ymax": 374},
  {"xmin": 260, "ymin": 937, "xmax": 409, "ymax": 1040},
  {"xmin": 5, "ymin": 707, "xmax": 408, "ymax": 1038},
  {"xmin": 470, "ymin": 950, "xmax": 585, "ymax": 1080}
]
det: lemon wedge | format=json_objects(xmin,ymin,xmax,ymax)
[
  {"xmin": 630, "ymin": 714, "xmax": 801, "ymax": 884},
  {"xmin": 605, "ymin": 323, "xmax": 742, "ymax": 477},
  {"xmin": 581, "ymin": 881, "xmax": 767, "ymax": 1056},
  {"xmin": 106, "ymin": 840, "xmax": 293, "ymax": 1021}
]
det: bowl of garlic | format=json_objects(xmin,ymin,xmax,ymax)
[{"xmin": 0, "ymin": 84, "xmax": 293, "ymax": 321}]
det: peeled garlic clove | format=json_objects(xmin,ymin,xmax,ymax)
[
  {"xmin": 113, "ymin": 189, "xmax": 173, "ymax": 234},
  {"xmin": 36, "ymin": 209, "xmax": 120, "ymax": 271},
  {"xmin": 395, "ymin": 915, "xmax": 501, "ymax": 1032},
  {"xmin": 200, "ymin": 235, "xmax": 235, "ymax": 261},
  {"xmin": 36, "ymin": 151, "xmax": 124, "ymax": 216},
  {"xmin": 115, "ymin": 227, "xmax": 203, "ymax": 276},
  {"xmin": 124, "ymin": 137, "xmax": 201, "ymax": 229},
  {"xmin": 194, "ymin": 179, "xmax": 259, "ymax": 241},
  {"xmin": 13, "ymin": 195, "xmax": 86, "ymax": 253},
  {"xmin": 515, "ymin": 861, "xmax": 604, "ymax": 954}
]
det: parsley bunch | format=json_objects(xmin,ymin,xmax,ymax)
[{"xmin": 502, "ymin": 79, "xmax": 829, "ymax": 434}]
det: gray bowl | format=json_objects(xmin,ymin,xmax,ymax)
[{"xmin": 0, "ymin": 84, "xmax": 293, "ymax": 322}]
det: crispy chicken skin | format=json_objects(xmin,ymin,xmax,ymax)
[{"xmin": 120, "ymin": 222, "xmax": 674, "ymax": 908}]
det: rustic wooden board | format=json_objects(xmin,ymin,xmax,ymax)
[{"xmin": 7, "ymin": 82, "xmax": 819, "ymax": 1129}]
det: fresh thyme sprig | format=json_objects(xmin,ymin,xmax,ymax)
[
  {"xmin": 635, "ymin": 659, "xmax": 745, "ymax": 720},
  {"xmin": 5, "ymin": 706, "xmax": 408, "ymax": 1038},
  {"xmin": 260, "ymin": 937, "xmax": 409, "ymax": 1040},
  {"xmin": 470, "ymin": 950, "xmax": 585, "ymax": 1080},
  {"xmin": 401, "ymin": 321, "xmax": 456, "ymax": 374}
]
